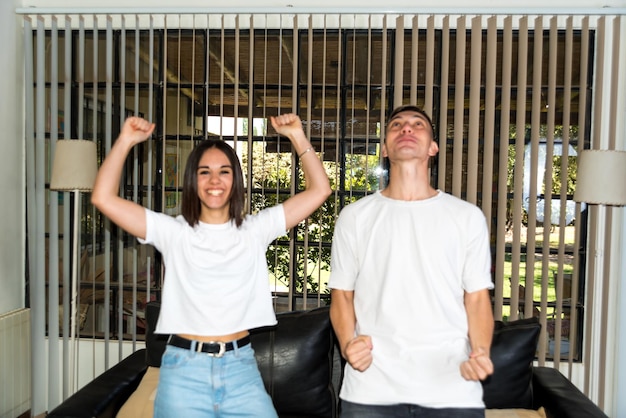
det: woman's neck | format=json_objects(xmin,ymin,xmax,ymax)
[{"xmin": 199, "ymin": 207, "xmax": 230, "ymax": 224}]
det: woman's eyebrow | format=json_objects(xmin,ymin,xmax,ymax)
[{"xmin": 197, "ymin": 164, "xmax": 233, "ymax": 170}]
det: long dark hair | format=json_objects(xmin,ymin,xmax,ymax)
[{"xmin": 180, "ymin": 139, "xmax": 245, "ymax": 227}]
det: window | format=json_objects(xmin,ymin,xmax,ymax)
[{"xmin": 33, "ymin": 14, "xmax": 591, "ymax": 364}]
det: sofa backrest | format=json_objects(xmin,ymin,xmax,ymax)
[
  {"xmin": 250, "ymin": 307, "xmax": 337, "ymax": 418},
  {"xmin": 482, "ymin": 317, "xmax": 541, "ymax": 409},
  {"xmin": 145, "ymin": 302, "xmax": 337, "ymax": 418},
  {"xmin": 145, "ymin": 303, "xmax": 168, "ymax": 367},
  {"xmin": 145, "ymin": 302, "xmax": 541, "ymax": 414}
]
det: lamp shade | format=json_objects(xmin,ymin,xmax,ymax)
[
  {"xmin": 573, "ymin": 149, "xmax": 626, "ymax": 205},
  {"xmin": 50, "ymin": 139, "xmax": 98, "ymax": 192}
]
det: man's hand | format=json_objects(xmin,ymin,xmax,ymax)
[
  {"xmin": 459, "ymin": 347, "xmax": 494, "ymax": 381},
  {"xmin": 344, "ymin": 335, "xmax": 373, "ymax": 372}
]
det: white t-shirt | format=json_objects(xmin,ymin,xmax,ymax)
[
  {"xmin": 329, "ymin": 190, "xmax": 494, "ymax": 408},
  {"xmin": 139, "ymin": 205, "xmax": 286, "ymax": 336}
]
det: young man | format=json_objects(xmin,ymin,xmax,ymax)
[{"xmin": 329, "ymin": 105, "xmax": 495, "ymax": 417}]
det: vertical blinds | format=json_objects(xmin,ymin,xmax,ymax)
[{"xmin": 22, "ymin": 10, "xmax": 625, "ymax": 413}]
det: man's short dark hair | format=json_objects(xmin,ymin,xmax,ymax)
[{"xmin": 387, "ymin": 104, "xmax": 436, "ymax": 139}]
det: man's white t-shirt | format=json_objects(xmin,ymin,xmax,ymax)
[
  {"xmin": 139, "ymin": 205, "xmax": 286, "ymax": 336},
  {"xmin": 329, "ymin": 191, "xmax": 494, "ymax": 408}
]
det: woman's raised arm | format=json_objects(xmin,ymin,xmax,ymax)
[
  {"xmin": 270, "ymin": 113, "xmax": 332, "ymax": 230},
  {"xmin": 91, "ymin": 117, "xmax": 156, "ymax": 240}
]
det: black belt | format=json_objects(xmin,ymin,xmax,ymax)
[{"xmin": 167, "ymin": 334, "xmax": 250, "ymax": 357}]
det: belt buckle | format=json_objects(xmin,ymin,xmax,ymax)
[{"xmin": 202, "ymin": 341, "xmax": 226, "ymax": 357}]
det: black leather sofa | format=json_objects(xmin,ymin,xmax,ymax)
[{"xmin": 47, "ymin": 302, "xmax": 607, "ymax": 418}]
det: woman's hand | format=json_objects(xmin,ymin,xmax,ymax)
[
  {"xmin": 119, "ymin": 116, "xmax": 156, "ymax": 146},
  {"xmin": 270, "ymin": 113, "xmax": 304, "ymax": 141}
]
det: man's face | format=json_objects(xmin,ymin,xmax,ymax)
[{"xmin": 382, "ymin": 110, "xmax": 438, "ymax": 161}]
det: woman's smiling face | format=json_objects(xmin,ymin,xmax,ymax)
[{"xmin": 196, "ymin": 147, "xmax": 234, "ymax": 222}]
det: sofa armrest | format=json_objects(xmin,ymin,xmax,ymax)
[
  {"xmin": 47, "ymin": 349, "xmax": 148, "ymax": 418},
  {"xmin": 532, "ymin": 366, "xmax": 608, "ymax": 418}
]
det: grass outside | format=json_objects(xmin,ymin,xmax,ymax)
[{"xmin": 500, "ymin": 225, "xmax": 576, "ymax": 319}]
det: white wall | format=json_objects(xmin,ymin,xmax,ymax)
[{"xmin": 0, "ymin": 0, "xmax": 25, "ymax": 316}]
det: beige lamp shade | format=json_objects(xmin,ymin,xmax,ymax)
[
  {"xmin": 50, "ymin": 139, "xmax": 98, "ymax": 192},
  {"xmin": 574, "ymin": 149, "xmax": 626, "ymax": 205}
]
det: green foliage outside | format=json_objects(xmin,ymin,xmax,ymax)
[{"xmin": 243, "ymin": 141, "xmax": 382, "ymax": 296}]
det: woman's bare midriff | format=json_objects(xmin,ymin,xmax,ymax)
[{"xmin": 177, "ymin": 330, "xmax": 249, "ymax": 343}]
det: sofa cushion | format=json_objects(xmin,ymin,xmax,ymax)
[
  {"xmin": 144, "ymin": 302, "xmax": 336, "ymax": 418},
  {"xmin": 116, "ymin": 366, "xmax": 159, "ymax": 418},
  {"xmin": 485, "ymin": 407, "xmax": 547, "ymax": 418},
  {"xmin": 482, "ymin": 317, "xmax": 541, "ymax": 409}
]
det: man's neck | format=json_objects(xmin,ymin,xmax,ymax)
[
  {"xmin": 381, "ymin": 181, "xmax": 437, "ymax": 201},
  {"xmin": 382, "ymin": 161, "xmax": 436, "ymax": 201}
]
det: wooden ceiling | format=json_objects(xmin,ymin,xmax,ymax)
[{"xmin": 152, "ymin": 29, "xmax": 585, "ymax": 124}]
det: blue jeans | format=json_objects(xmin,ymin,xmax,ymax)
[
  {"xmin": 154, "ymin": 343, "xmax": 277, "ymax": 418},
  {"xmin": 340, "ymin": 400, "xmax": 485, "ymax": 418}
]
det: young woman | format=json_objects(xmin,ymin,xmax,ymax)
[{"xmin": 91, "ymin": 114, "xmax": 331, "ymax": 418}]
